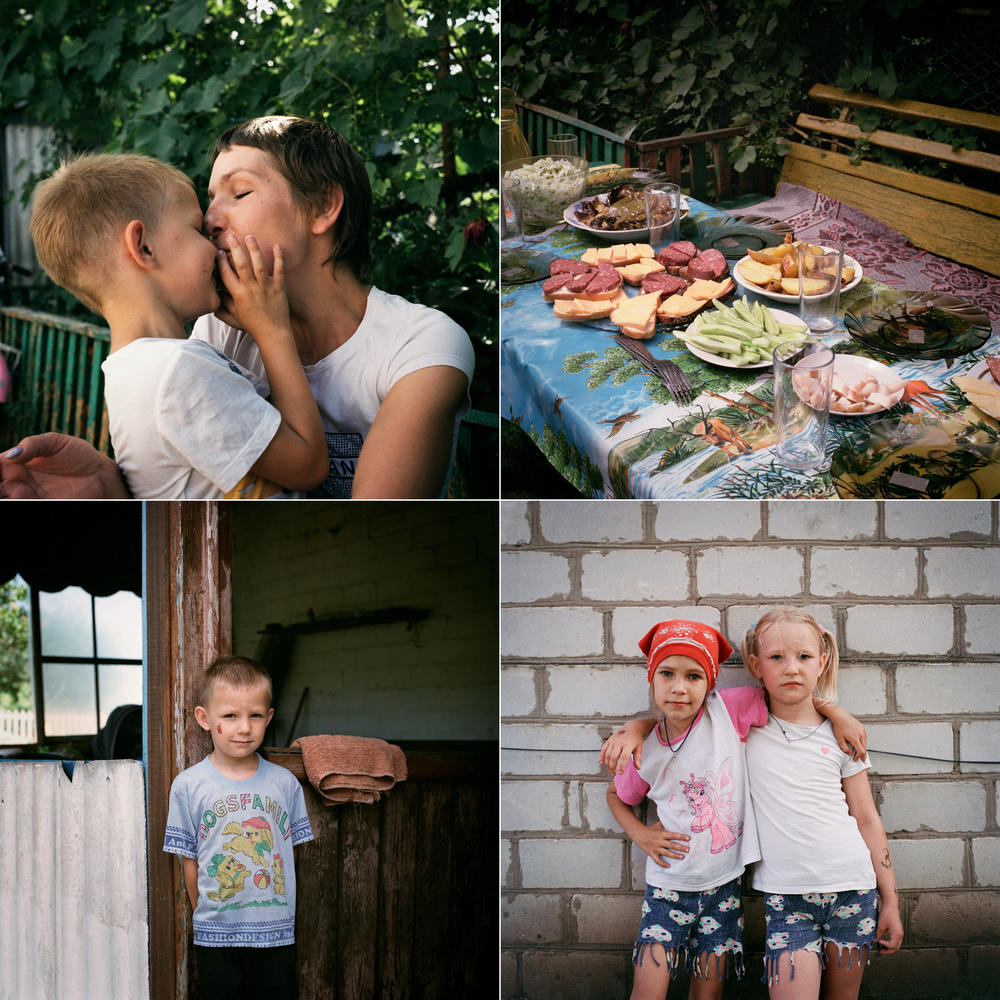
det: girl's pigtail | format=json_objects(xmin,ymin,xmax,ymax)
[
  {"xmin": 816, "ymin": 622, "xmax": 840, "ymax": 703},
  {"xmin": 740, "ymin": 622, "xmax": 759, "ymax": 683}
]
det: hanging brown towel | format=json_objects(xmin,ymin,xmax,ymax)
[{"xmin": 291, "ymin": 734, "xmax": 408, "ymax": 805}]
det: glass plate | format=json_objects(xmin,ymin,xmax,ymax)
[
  {"xmin": 831, "ymin": 413, "xmax": 1000, "ymax": 498},
  {"xmin": 501, "ymin": 246, "xmax": 557, "ymax": 285},
  {"xmin": 843, "ymin": 288, "xmax": 991, "ymax": 360}
]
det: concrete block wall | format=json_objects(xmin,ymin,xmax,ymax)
[{"xmin": 501, "ymin": 501, "xmax": 1000, "ymax": 1000}]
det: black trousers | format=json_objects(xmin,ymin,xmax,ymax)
[{"xmin": 195, "ymin": 943, "xmax": 298, "ymax": 1000}]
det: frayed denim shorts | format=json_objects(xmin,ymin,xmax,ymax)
[
  {"xmin": 633, "ymin": 875, "xmax": 745, "ymax": 981},
  {"xmin": 761, "ymin": 888, "xmax": 878, "ymax": 985}
]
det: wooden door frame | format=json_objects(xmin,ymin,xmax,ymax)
[{"xmin": 145, "ymin": 501, "xmax": 233, "ymax": 1000}]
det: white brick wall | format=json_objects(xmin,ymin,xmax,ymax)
[{"xmin": 502, "ymin": 500, "xmax": 1000, "ymax": 1000}]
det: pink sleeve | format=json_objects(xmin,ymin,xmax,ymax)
[
  {"xmin": 718, "ymin": 686, "xmax": 768, "ymax": 739},
  {"xmin": 613, "ymin": 759, "xmax": 651, "ymax": 806}
]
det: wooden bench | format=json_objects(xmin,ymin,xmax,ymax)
[{"xmin": 780, "ymin": 84, "xmax": 1000, "ymax": 276}]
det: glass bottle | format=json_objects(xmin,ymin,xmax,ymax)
[{"xmin": 500, "ymin": 87, "xmax": 531, "ymax": 169}]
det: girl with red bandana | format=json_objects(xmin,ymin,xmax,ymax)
[{"xmin": 604, "ymin": 619, "xmax": 866, "ymax": 1000}]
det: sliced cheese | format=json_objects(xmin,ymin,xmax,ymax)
[
  {"xmin": 616, "ymin": 259, "xmax": 665, "ymax": 286},
  {"xmin": 582, "ymin": 243, "xmax": 654, "ymax": 267},
  {"xmin": 686, "ymin": 277, "xmax": 735, "ymax": 301},
  {"xmin": 657, "ymin": 293, "xmax": 704, "ymax": 321},
  {"xmin": 553, "ymin": 289, "xmax": 629, "ymax": 322},
  {"xmin": 611, "ymin": 291, "xmax": 661, "ymax": 339},
  {"xmin": 954, "ymin": 376, "xmax": 1000, "ymax": 419}
]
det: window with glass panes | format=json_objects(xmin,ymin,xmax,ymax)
[{"xmin": 31, "ymin": 586, "xmax": 142, "ymax": 738}]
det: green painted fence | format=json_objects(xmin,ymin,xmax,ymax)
[{"xmin": 0, "ymin": 306, "xmax": 112, "ymax": 454}]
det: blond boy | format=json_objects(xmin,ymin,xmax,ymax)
[
  {"xmin": 164, "ymin": 656, "xmax": 312, "ymax": 999},
  {"xmin": 29, "ymin": 153, "xmax": 328, "ymax": 498}
]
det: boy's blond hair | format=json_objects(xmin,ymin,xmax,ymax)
[
  {"xmin": 29, "ymin": 152, "xmax": 194, "ymax": 314},
  {"xmin": 199, "ymin": 655, "xmax": 273, "ymax": 709}
]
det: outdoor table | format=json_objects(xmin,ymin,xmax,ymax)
[{"xmin": 501, "ymin": 189, "xmax": 1000, "ymax": 498}]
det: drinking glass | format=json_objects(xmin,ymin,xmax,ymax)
[
  {"xmin": 643, "ymin": 183, "xmax": 681, "ymax": 245},
  {"xmin": 797, "ymin": 240, "xmax": 845, "ymax": 332},
  {"xmin": 772, "ymin": 338, "xmax": 835, "ymax": 471},
  {"xmin": 501, "ymin": 175, "xmax": 523, "ymax": 245},
  {"xmin": 547, "ymin": 132, "xmax": 578, "ymax": 157}
]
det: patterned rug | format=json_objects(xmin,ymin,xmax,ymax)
[{"xmin": 734, "ymin": 183, "xmax": 1000, "ymax": 337}]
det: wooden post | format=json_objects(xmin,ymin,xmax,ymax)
[{"xmin": 145, "ymin": 501, "xmax": 232, "ymax": 1000}]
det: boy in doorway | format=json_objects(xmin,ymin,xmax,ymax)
[{"xmin": 164, "ymin": 656, "xmax": 313, "ymax": 999}]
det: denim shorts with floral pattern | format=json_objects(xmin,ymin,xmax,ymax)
[
  {"xmin": 633, "ymin": 876, "xmax": 745, "ymax": 981},
  {"xmin": 761, "ymin": 888, "xmax": 878, "ymax": 985}
]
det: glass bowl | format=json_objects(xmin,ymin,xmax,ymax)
[{"xmin": 502, "ymin": 155, "xmax": 589, "ymax": 232}]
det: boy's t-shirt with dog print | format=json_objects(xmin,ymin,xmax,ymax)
[{"xmin": 164, "ymin": 754, "xmax": 314, "ymax": 947}]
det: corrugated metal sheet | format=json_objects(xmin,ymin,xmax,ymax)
[
  {"xmin": 0, "ymin": 760, "xmax": 149, "ymax": 1000},
  {"xmin": 2, "ymin": 123, "xmax": 53, "ymax": 281}
]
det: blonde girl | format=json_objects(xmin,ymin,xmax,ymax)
[{"xmin": 741, "ymin": 608, "xmax": 902, "ymax": 998}]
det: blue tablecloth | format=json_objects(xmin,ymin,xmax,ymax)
[{"xmin": 501, "ymin": 198, "xmax": 1000, "ymax": 499}]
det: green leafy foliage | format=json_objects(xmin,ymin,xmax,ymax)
[
  {"xmin": 0, "ymin": 579, "xmax": 31, "ymax": 712},
  {"xmin": 1, "ymin": 0, "xmax": 498, "ymax": 412},
  {"xmin": 502, "ymin": 0, "xmax": 996, "ymax": 184}
]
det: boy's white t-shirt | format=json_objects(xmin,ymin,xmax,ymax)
[
  {"xmin": 191, "ymin": 286, "xmax": 476, "ymax": 498},
  {"xmin": 745, "ymin": 716, "xmax": 876, "ymax": 894},
  {"xmin": 102, "ymin": 338, "xmax": 284, "ymax": 499},
  {"xmin": 614, "ymin": 687, "xmax": 767, "ymax": 892}
]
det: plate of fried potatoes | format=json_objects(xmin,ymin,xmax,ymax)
[{"xmin": 733, "ymin": 240, "xmax": 863, "ymax": 303}]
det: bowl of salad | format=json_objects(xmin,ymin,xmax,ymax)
[{"xmin": 503, "ymin": 155, "xmax": 589, "ymax": 232}]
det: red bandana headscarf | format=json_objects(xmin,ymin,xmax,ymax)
[{"xmin": 637, "ymin": 619, "xmax": 733, "ymax": 689}]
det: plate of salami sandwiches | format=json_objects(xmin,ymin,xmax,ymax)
[{"xmin": 541, "ymin": 240, "xmax": 735, "ymax": 338}]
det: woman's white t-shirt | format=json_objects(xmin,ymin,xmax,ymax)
[{"xmin": 745, "ymin": 716, "xmax": 876, "ymax": 894}]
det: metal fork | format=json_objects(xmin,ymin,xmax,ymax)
[{"xmin": 613, "ymin": 334, "xmax": 696, "ymax": 406}]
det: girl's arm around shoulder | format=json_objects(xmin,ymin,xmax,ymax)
[
  {"xmin": 718, "ymin": 685, "xmax": 768, "ymax": 737},
  {"xmin": 600, "ymin": 717, "xmax": 658, "ymax": 774},
  {"xmin": 816, "ymin": 697, "xmax": 868, "ymax": 761},
  {"xmin": 843, "ymin": 771, "xmax": 903, "ymax": 954}
]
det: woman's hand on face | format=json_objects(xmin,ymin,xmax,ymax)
[
  {"xmin": 215, "ymin": 234, "xmax": 290, "ymax": 336},
  {"xmin": 633, "ymin": 820, "xmax": 690, "ymax": 868}
]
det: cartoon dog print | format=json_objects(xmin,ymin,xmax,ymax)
[
  {"xmin": 272, "ymin": 851, "xmax": 286, "ymax": 896},
  {"xmin": 206, "ymin": 854, "xmax": 249, "ymax": 902},
  {"xmin": 222, "ymin": 816, "xmax": 274, "ymax": 869}
]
